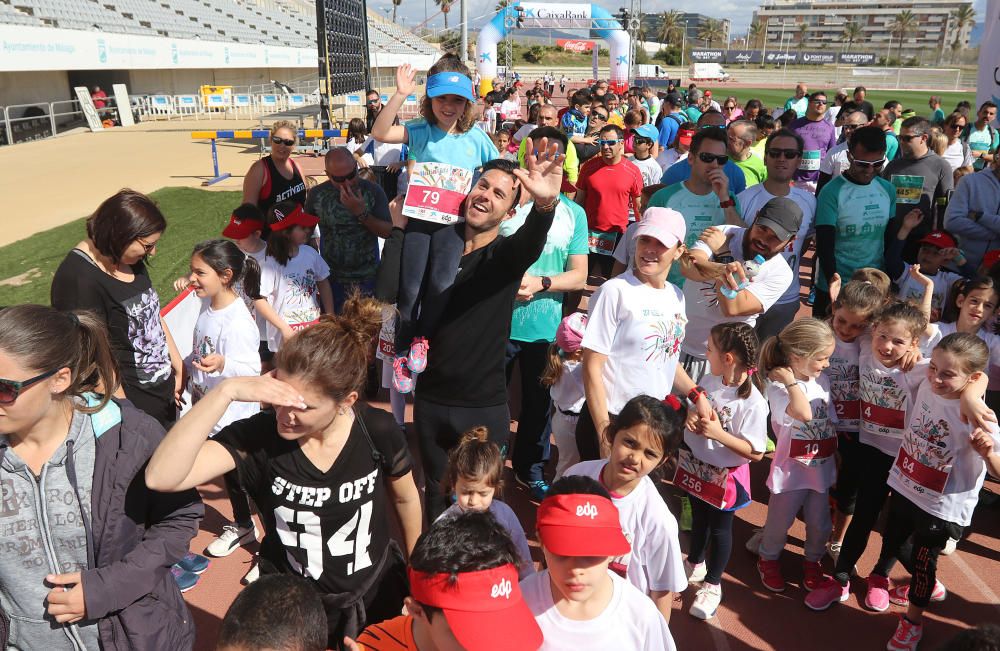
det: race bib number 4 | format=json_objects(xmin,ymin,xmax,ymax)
[
  {"xmin": 674, "ymin": 449, "xmax": 729, "ymax": 509},
  {"xmin": 403, "ymin": 162, "xmax": 473, "ymax": 225},
  {"xmin": 862, "ymin": 400, "xmax": 905, "ymax": 433}
]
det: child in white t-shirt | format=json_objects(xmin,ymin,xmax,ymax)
[
  {"xmin": 435, "ymin": 426, "xmax": 534, "ymax": 579},
  {"xmin": 542, "ymin": 313, "xmax": 588, "ymax": 479},
  {"xmin": 824, "ymin": 277, "xmax": 889, "ymax": 564},
  {"xmin": 874, "ymin": 334, "xmax": 997, "ymax": 651},
  {"xmin": 522, "ymin": 476, "xmax": 676, "ymax": 651},
  {"xmin": 564, "ymin": 395, "xmax": 688, "ymax": 624},
  {"xmin": 755, "ymin": 318, "xmax": 838, "ymax": 594},
  {"xmin": 255, "ymin": 201, "xmax": 333, "ymax": 353},
  {"xmin": 680, "ymin": 323, "xmax": 768, "ymax": 620}
]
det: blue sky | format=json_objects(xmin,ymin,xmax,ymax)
[{"xmin": 367, "ymin": 0, "xmax": 986, "ymax": 37}]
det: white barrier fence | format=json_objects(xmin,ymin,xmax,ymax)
[{"xmin": 137, "ymin": 91, "xmax": 321, "ymax": 120}]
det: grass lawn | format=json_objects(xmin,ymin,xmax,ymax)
[
  {"xmin": 0, "ymin": 187, "xmax": 242, "ymax": 308},
  {"xmin": 683, "ymin": 87, "xmax": 976, "ymax": 115}
]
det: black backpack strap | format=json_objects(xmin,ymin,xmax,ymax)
[{"xmin": 353, "ymin": 405, "xmax": 389, "ymax": 472}]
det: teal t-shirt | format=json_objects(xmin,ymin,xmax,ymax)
[
  {"xmin": 404, "ymin": 119, "xmax": 499, "ymax": 172},
  {"xmin": 683, "ymin": 106, "xmax": 703, "ymax": 124},
  {"xmin": 885, "ymin": 131, "xmax": 899, "ymax": 161},
  {"xmin": 931, "ymin": 108, "xmax": 945, "ymax": 125},
  {"xmin": 815, "ymin": 174, "xmax": 896, "ymax": 291},
  {"xmin": 647, "ymin": 182, "xmax": 740, "ymax": 287},
  {"xmin": 966, "ymin": 124, "xmax": 999, "ymax": 170},
  {"xmin": 785, "ymin": 96, "xmax": 808, "ymax": 118},
  {"xmin": 733, "ymin": 153, "xmax": 767, "ymax": 187},
  {"xmin": 499, "ymin": 195, "xmax": 588, "ymax": 342}
]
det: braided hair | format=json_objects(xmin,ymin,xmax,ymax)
[{"xmin": 710, "ymin": 322, "xmax": 761, "ymax": 399}]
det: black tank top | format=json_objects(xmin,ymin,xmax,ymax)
[{"xmin": 258, "ymin": 155, "xmax": 306, "ymax": 212}]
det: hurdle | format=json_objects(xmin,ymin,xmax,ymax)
[{"xmin": 190, "ymin": 129, "xmax": 348, "ymax": 186}]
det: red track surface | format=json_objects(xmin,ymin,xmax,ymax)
[{"xmin": 182, "ymin": 262, "xmax": 1000, "ymax": 651}]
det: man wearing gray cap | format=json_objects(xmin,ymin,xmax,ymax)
[{"xmin": 678, "ymin": 196, "xmax": 801, "ymax": 381}]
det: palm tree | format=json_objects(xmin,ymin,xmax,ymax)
[
  {"xmin": 436, "ymin": 0, "xmax": 454, "ymax": 30},
  {"xmin": 889, "ymin": 9, "xmax": 917, "ymax": 61},
  {"xmin": 697, "ymin": 18, "xmax": 725, "ymax": 47},
  {"xmin": 841, "ymin": 21, "xmax": 863, "ymax": 52},
  {"xmin": 748, "ymin": 20, "xmax": 766, "ymax": 49},
  {"xmin": 495, "ymin": 0, "xmax": 511, "ymax": 11},
  {"xmin": 797, "ymin": 22, "xmax": 809, "ymax": 51},
  {"xmin": 949, "ymin": 5, "xmax": 976, "ymax": 62},
  {"xmin": 658, "ymin": 10, "xmax": 684, "ymax": 48},
  {"xmin": 391, "ymin": 0, "xmax": 402, "ymax": 23}
]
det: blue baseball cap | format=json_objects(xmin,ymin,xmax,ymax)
[
  {"xmin": 633, "ymin": 124, "xmax": 658, "ymax": 141},
  {"xmin": 427, "ymin": 72, "xmax": 475, "ymax": 102}
]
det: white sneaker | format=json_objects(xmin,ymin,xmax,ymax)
[
  {"xmin": 745, "ymin": 528, "xmax": 764, "ymax": 555},
  {"xmin": 686, "ymin": 559, "xmax": 707, "ymax": 584},
  {"xmin": 940, "ymin": 537, "xmax": 958, "ymax": 555},
  {"xmin": 206, "ymin": 522, "xmax": 257, "ymax": 557},
  {"xmin": 242, "ymin": 561, "xmax": 260, "ymax": 585},
  {"xmin": 690, "ymin": 583, "xmax": 722, "ymax": 620}
]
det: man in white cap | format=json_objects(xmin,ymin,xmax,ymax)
[{"xmin": 678, "ymin": 196, "xmax": 800, "ymax": 381}]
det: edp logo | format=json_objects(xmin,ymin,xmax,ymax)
[
  {"xmin": 576, "ymin": 502, "xmax": 599, "ymax": 519},
  {"xmin": 491, "ymin": 578, "xmax": 513, "ymax": 599}
]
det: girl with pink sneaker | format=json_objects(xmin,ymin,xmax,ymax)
[{"xmin": 753, "ymin": 318, "xmax": 838, "ymax": 594}]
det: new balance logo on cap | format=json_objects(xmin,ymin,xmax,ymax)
[
  {"xmin": 491, "ymin": 577, "xmax": 513, "ymax": 599},
  {"xmin": 576, "ymin": 502, "xmax": 599, "ymax": 519},
  {"xmin": 273, "ymin": 208, "xmax": 286, "ymax": 221}
]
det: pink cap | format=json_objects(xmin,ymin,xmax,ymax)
[
  {"xmin": 634, "ymin": 207, "xmax": 686, "ymax": 248},
  {"xmin": 556, "ymin": 312, "xmax": 588, "ymax": 353}
]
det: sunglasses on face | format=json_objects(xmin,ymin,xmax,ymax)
[
  {"xmin": 697, "ymin": 152, "xmax": 729, "ymax": 165},
  {"xmin": 272, "ymin": 136, "xmax": 296, "ymax": 146},
  {"xmin": 899, "ymin": 134, "xmax": 925, "ymax": 142},
  {"xmin": 842, "ymin": 124, "xmax": 862, "ymax": 131},
  {"xmin": 591, "ymin": 113, "xmax": 608, "ymax": 121},
  {"xmin": 367, "ymin": 99, "xmax": 380, "ymax": 105},
  {"xmin": 811, "ymin": 99, "xmax": 828, "ymax": 105},
  {"xmin": 598, "ymin": 139, "xmax": 621, "ymax": 147},
  {"xmin": 0, "ymin": 369, "xmax": 58, "ymax": 405},
  {"xmin": 850, "ymin": 155, "xmax": 885, "ymax": 169},
  {"xmin": 947, "ymin": 123, "xmax": 965, "ymax": 131},
  {"xmin": 330, "ymin": 168, "xmax": 358, "ymax": 183},
  {"xmin": 767, "ymin": 148, "xmax": 802, "ymax": 160},
  {"xmin": 633, "ymin": 137, "xmax": 653, "ymax": 146}
]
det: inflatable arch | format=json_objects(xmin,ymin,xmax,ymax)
[{"xmin": 476, "ymin": 2, "xmax": 630, "ymax": 92}]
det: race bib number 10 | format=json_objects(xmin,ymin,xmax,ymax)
[{"xmin": 403, "ymin": 162, "xmax": 474, "ymax": 225}]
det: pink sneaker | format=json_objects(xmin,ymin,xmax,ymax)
[
  {"xmin": 887, "ymin": 616, "xmax": 923, "ymax": 651},
  {"xmin": 757, "ymin": 558, "xmax": 786, "ymax": 593},
  {"xmin": 804, "ymin": 576, "xmax": 850, "ymax": 611},
  {"xmin": 392, "ymin": 357, "xmax": 415, "ymax": 394},
  {"xmin": 865, "ymin": 574, "xmax": 891, "ymax": 612},
  {"xmin": 888, "ymin": 581, "xmax": 947, "ymax": 607},
  {"xmin": 407, "ymin": 337, "xmax": 430, "ymax": 374},
  {"xmin": 803, "ymin": 560, "xmax": 825, "ymax": 592}
]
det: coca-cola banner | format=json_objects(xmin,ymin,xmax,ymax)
[
  {"xmin": 764, "ymin": 51, "xmax": 799, "ymax": 64},
  {"xmin": 800, "ymin": 51, "xmax": 837, "ymax": 64},
  {"xmin": 839, "ymin": 52, "xmax": 877, "ymax": 65},
  {"xmin": 556, "ymin": 39, "xmax": 595, "ymax": 53},
  {"xmin": 690, "ymin": 49, "xmax": 725, "ymax": 63},
  {"xmin": 725, "ymin": 49, "xmax": 763, "ymax": 64}
]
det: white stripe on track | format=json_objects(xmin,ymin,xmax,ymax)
[
  {"xmin": 707, "ymin": 611, "xmax": 733, "ymax": 651},
  {"xmin": 947, "ymin": 552, "xmax": 1000, "ymax": 615}
]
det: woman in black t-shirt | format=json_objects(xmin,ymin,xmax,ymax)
[
  {"xmin": 146, "ymin": 294, "xmax": 422, "ymax": 650},
  {"xmin": 51, "ymin": 189, "xmax": 183, "ymax": 427}
]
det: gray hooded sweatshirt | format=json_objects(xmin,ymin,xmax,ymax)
[{"xmin": 0, "ymin": 408, "xmax": 101, "ymax": 650}]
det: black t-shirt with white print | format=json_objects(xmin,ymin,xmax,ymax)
[{"xmin": 214, "ymin": 404, "xmax": 411, "ymax": 596}]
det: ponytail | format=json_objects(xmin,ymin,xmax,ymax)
[
  {"xmin": 442, "ymin": 426, "xmax": 504, "ymax": 495},
  {"xmin": 759, "ymin": 317, "xmax": 834, "ymax": 378},
  {"xmin": 192, "ymin": 239, "xmax": 263, "ymax": 300},
  {"xmin": 539, "ymin": 343, "xmax": 564, "ymax": 388},
  {"xmin": 0, "ymin": 305, "xmax": 120, "ymax": 414},
  {"xmin": 710, "ymin": 322, "xmax": 760, "ymax": 399}
]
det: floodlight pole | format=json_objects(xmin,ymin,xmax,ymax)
[{"xmin": 461, "ymin": 0, "xmax": 469, "ymax": 64}]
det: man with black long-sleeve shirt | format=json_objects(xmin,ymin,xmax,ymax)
[{"xmin": 404, "ymin": 143, "xmax": 565, "ymax": 521}]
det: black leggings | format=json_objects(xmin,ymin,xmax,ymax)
[
  {"xmin": 574, "ymin": 401, "xmax": 614, "ymax": 462},
  {"xmin": 831, "ymin": 430, "xmax": 864, "ymax": 515},
  {"xmin": 506, "ymin": 340, "xmax": 553, "ymax": 483},
  {"xmin": 833, "ymin": 442, "xmax": 894, "ymax": 584},
  {"xmin": 872, "ymin": 493, "xmax": 962, "ymax": 608},
  {"xmin": 224, "ymin": 470, "xmax": 253, "ymax": 525},
  {"xmin": 413, "ymin": 397, "xmax": 510, "ymax": 522},
  {"xmin": 687, "ymin": 497, "xmax": 735, "ymax": 586}
]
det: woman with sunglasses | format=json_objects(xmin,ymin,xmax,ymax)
[
  {"xmin": 941, "ymin": 111, "xmax": 975, "ymax": 179},
  {"xmin": 51, "ymin": 190, "xmax": 183, "ymax": 428},
  {"xmin": 722, "ymin": 96, "xmax": 743, "ymax": 125},
  {"xmin": 0, "ymin": 304, "xmax": 202, "ymax": 650},
  {"xmin": 242, "ymin": 119, "xmax": 309, "ymax": 216}
]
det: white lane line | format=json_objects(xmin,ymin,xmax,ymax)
[
  {"xmin": 709, "ymin": 609, "xmax": 734, "ymax": 651},
  {"xmin": 947, "ymin": 552, "xmax": 1000, "ymax": 615}
]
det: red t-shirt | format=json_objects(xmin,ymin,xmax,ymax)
[{"xmin": 576, "ymin": 157, "xmax": 644, "ymax": 233}]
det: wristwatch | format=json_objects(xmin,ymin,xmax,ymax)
[
  {"xmin": 719, "ymin": 198, "xmax": 736, "ymax": 209},
  {"xmin": 541, "ymin": 276, "xmax": 552, "ymax": 291},
  {"xmin": 687, "ymin": 385, "xmax": 708, "ymax": 404}
]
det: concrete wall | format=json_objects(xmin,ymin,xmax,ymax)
[
  {"xmin": 0, "ymin": 70, "xmax": 71, "ymax": 111},
  {"xmin": 127, "ymin": 67, "xmax": 314, "ymax": 95}
]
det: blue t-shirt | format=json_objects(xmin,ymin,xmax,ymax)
[
  {"xmin": 405, "ymin": 118, "xmax": 499, "ymax": 172},
  {"xmin": 657, "ymin": 112, "xmax": 684, "ymax": 148},
  {"xmin": 659, "ymin": 158, "xmax": 747, "ymax": 195}
]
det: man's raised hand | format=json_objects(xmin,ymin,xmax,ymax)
[{"xmin": 513, "ymin": 136, "xmax": 564, "ymax": 207}]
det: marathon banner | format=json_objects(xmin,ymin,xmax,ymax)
[
  {"xmin": 977, "ymin": 0, "xmax": 1000, "ymax": 116},
  {"xmin": 726, "ymin": 49, "xmax": 763, "ymax": 64},
  {"xmin": 557, "ymin": 39, "xmax": 595, "ymax": 53},
  {"xmin": 800, "ymin": 51, "xmax": 837, "ymax": 64},
  {"xmin": 764, "ymin": 51, "xmax": 798, "ymax": 64},
  {"xmin": 689, "ymin": 49, "xmax": 725, "ymax": 63},
  {"xmin": 839, "ymin": 52, "xmax": 877, "ymax": 65}
]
